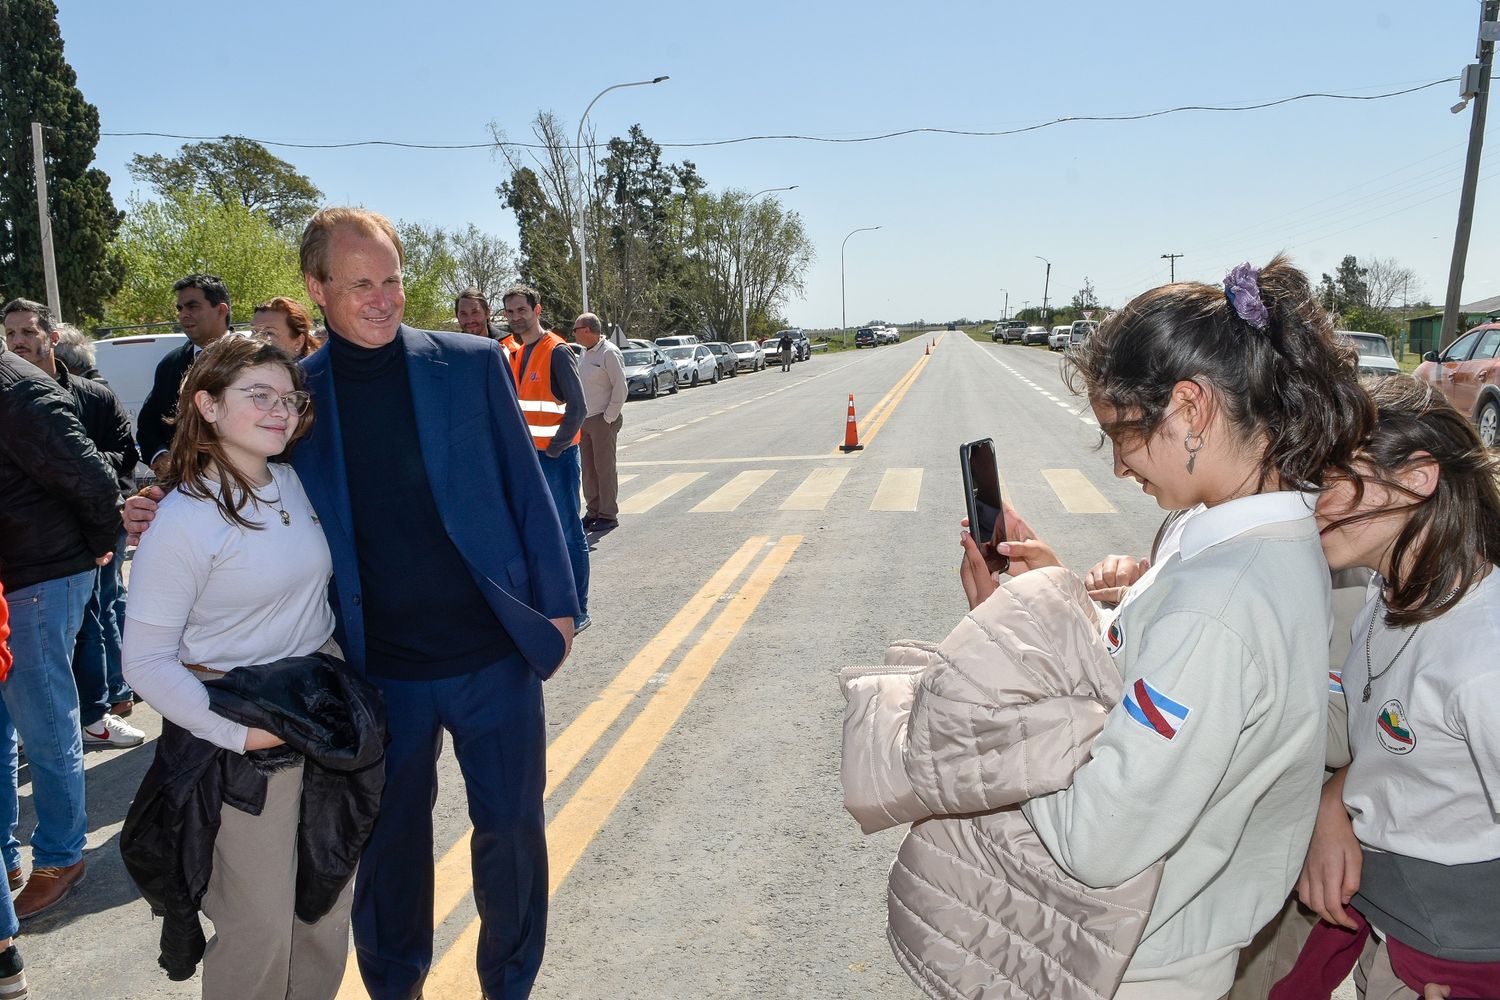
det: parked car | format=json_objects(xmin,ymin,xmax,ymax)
[
  {"xmin": 855, "ymin": 328, "xmax": 879, "ymax": 348},
  {"xmin": 704, "ymin": 341, "xmax": 739, "ymax": 379},
  {"xmin": 1022, "ymin": 325, "xmax": 1049, "ymax": 346},
  {"xmin": 565, "ymin": 342, "xmax": 585, "ymax": 359},
  {"xmin": 91, "ymin": 332, "xmax": 191, "ymax": 432},
  {"xmin": 655, "ymin": 334, "xmax": 701, "ymax": 348},
  {"xmin": 878, "ymin": 327, "xmax": 900, "ymax": 344},
  {"xmin": 991, "ymin": 320, "xmax": 1026, "ymax": 344},
  {"xmin": 663, "ymin": 344, "xmax": 719, "ymax": 386},
  {"xmin": 628, "ymin": 338, "xmax": 653, "ymax": 350},
  {"xmin": 621, "ymin": 347, "xmax": 678, "ymax": 398},
  {"xmin": 1048, "ymin": 325, "xmax": 1071, "ymax": 351},
  {"xmin": 1414, "ymin": 322, "xmax": 1500, "ymax": 447},
  {"xmin": 1068, "ymin": 319, "xmax": 1098, "ymax": 350},
  {"xmin": 730, "ymin": 340, "xmax": 765, "ymax": 371},
  {"xmin": 766, "ymin": 329, "xmax": 810, "ymax": 361},
  {"xmin": 1338, "ymin": 331, "xmax": 1400, "ymax": 377}
]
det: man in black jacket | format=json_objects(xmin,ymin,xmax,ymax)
[
  {"xmin": 0, "ymin": 343, "xmax": 120, "ymax": 920},
  {"xmin": 3, "ymin": 301, "xmax": 144, "ymax": 751},
  {"xmin": 136, "ymin": 274, "xmax": 231, "ymax": 478}
]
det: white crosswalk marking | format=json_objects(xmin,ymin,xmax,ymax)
[
  {"xmin": 870, "ymin": 468, "xmax": 923, "ymax": 512},
  {"xmin": 780, "ymin": 468, "xmax": 850, "ymax": 511},
  {"xmin": 619, "ymin": 472, "xmax": 706, "ymax": 514},
  {"xmin": 691, "ymin": 470, "xmax": 778, "ymax": 513},
  {"xmin": 1041, "ymin": 468, "xmax": 1117, "ymax": 514}
]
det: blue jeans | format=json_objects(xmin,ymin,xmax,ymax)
[
  {"xmin": 537, "ymin": 445, "xmax": 589, "ymax": 619},
  {"xmin": 72, "ymin": 530, "xmax": 131, "ymax": 726},
  {"xmin": 0, "ymin": 570, "xmax": 92, "ymax": 874}
]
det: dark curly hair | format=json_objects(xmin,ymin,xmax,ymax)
[{"xmin": 1066, "ymin": 254, "xmax": 1374, "ymax": 492}]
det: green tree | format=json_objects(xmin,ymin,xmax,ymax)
[
  {"xmin": 446, "ymin": 223, "xmax": 517, "ymax": 304},
  {"xmin": 677, "ymin": 188, "xmax": 813, "ymax": 340},
  {"xmin": 1318, "ymin": 254, "xmax": 1370, "ymax": 313},
  {"xmin": 498, "ymin": 163, "xmax": 581, "ymax": 325},
  {"xmin": 104, "ymin": 190, "xmax": 305, "ymax": 327},
  {"xmin": 394, "ymin": 220, "xmax": 460, "ymax": 330},
  {"xmin": 129, "ymin": 137, "xmax": 322, "ymax": 231},
  {"xmin": 1070, "ymin": 277, "xmax": 1099, "ymax": 313},
  {"xmin": 0, "ymin": 0, "xmax": 124, "ymax": 320}
]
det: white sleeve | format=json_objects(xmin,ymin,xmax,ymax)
[
  {"xmin": 1452, "ymin": 674, "xmax": 1500, "ymax": 814},
  {"xmin": 1022, "ymin": 611, "xmax": 1259, "ymax": 887},
  {"xmin": 122, "ymin": 617, "xmax": 249, "ymax": 752}
]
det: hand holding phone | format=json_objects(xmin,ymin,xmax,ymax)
[{"xmin": 960, "ymin": 438, "xmax": 1009, "ymax": 575}]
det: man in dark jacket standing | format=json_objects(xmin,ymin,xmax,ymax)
[
  {"xmin": 3, "ymin": 300, "xmax": 144, "ymax": 751},
  {"xmin": 136, "ymin": 274, "xmax": 231, "ymax": 478},
  {"xmin": 0, "ymin": 342, "xmax": 120, "ymax": 920}
]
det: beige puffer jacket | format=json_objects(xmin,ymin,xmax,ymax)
[{"xmin": 840, "ymin": 567, "xmax": 1163, "ymax": 1000}]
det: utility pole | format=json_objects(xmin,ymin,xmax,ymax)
[
  {"xmin": 1161, "ymin": 252, "xmax": 1184, "ymax": 283},
  {"xmin": 31, "ymin": 123, "xmax": 62, "ymax": 318},
  {"xmin": 1034, "ymin": 256, "xmax": 1051, "ymax": 323},
  {"xmin": 1001, "ymin": 289, "xmax": 1009, "ymax": 321},
  {"xmin": 1440, "ymin": 0, "xmax": 1499, "ymax": 346}
]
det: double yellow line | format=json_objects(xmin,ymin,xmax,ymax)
[
  {"xmin": 336, "ymin": 535, "xmax": 802, "ymax": 998},
  {"xmin": 837, "ymin": 349, "xmax": 933, "ymax": 455}
]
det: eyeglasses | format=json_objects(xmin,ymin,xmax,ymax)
[{"xmin": 232, "ymin": 386, "xmax": 311, "ymax": 415}]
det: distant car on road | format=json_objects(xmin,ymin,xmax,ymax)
[
  {"xmin": 1022, "ymin": 325, "xmax": 1049, "ymax": 346},
  {"xmin": 1413, "ymin": 322, "xmax": 1500, "ymax": 447},
  {"xmin": 1338, "ymin": 331, "xmax": 1400, "ymax": 377},
  {"xmin": 878, "ymin": 327, "xmax": 900, "ymax": 345},
  {"xmin": 663, "ymin": 344, "xmax": 719, "ymax": 387},
  {"xmin": 628, "ymin": 338, "xmax": 653, "ymax": 350},
  {"xmin": 1049, "ymin": 325, "xmax": 1071, "ymax": 351},
  {"xmin": 621, "ymin": 348, "xmax": 678, "ymax": 398},
  {"xmin": 655, "ymin": 334, "xmax": 701, "ymax": 348},
  {"xmin": 855, "ymin": 328, "xmax": 879, "ymax": 348},
  {"xmin": 767, "ymin": 329, "xmax": 810, "ymax": 362},
  {"xmin": 730, "ymin": 340, "xmax": 765, "ymax": 371},
  {"xmin": 704, "ymin": 341, "xmax": 739, "ymax": 379},
  {"xmin": 1068, "ymin": 320, "xmax": 1098, "ymax": 350}
]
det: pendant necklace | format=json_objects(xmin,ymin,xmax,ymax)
[
  {"xmin": 252, "ymin": 483, "xmax": 292, "ymax": 526},
  {"xmin": 1362, "ymin": 593, "xmax": 1420, "ymax": 703}
]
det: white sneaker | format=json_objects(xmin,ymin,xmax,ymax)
[{"xmin": 82, "ymin": 714, "xmax": 145, "ymax": 749}]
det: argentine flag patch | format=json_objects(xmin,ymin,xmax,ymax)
[
  {"xmin": 1328, "ymin": 670, "xmax": 1344, "ymax": 695},
  {"xmin": 1123, "ymin": 678, "xmax": 1191, "ymax": 742}
]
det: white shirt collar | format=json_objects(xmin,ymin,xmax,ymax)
[{"xmin": 1178, "ymin": 491, "xmax": 1318, "ymax": 562}]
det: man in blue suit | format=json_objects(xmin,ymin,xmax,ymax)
[{"xmin": 128, "ymin": 207, "xmax": 576, "ymax": 1000}]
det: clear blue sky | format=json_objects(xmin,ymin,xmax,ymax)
[{"xmin": 58, "ymin": 0, "xmax": 1496, "ymax": 328}]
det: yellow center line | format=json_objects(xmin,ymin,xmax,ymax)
[
  {"xmin": 850, "ymin": 354, "xmax": 931, "ymax": 453},
  {"xmin": 423, "ymin": 536, "xmax": 803, "ymax": 996},
  {"xmin": 333, "ymin": 539, "xmax": 768, "ymax": 1000}
]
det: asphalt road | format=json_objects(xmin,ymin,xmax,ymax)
[{"xmin": 20, "ymin": 334, "xmax": 1191, "ymax": 999}]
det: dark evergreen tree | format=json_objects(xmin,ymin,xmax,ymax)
[{"xmin": 0, "ymin": 0, "xmax": 123, "ymax": 320}]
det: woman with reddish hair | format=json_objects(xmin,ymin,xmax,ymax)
[{"xmin": 251, "ymin": 297, "xmax": 321, "ymax": 359}]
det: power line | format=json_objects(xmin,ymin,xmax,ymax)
[{"xmin": 98, "ymin": 78, "xmax": 1457, "ymax": 153}]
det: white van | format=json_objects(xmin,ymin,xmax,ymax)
[
  {"xmin": 92, "ymin": 333, "xmax": 189, "ymax": 432},
  {"xmin": 654, "ymin": 335, "xmax": 700, "ymax": 348}
]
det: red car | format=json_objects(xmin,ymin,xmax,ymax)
[{"xmin": 1413, "ymin": 321, "xmax": 1500, "ymax": 447}]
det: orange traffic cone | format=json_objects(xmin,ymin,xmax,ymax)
[
  {"xmin": 925, "ymin": 343, "xmax": 930, "ymax": 356},
  {"xmin": 839, "ymin": 394, "xmax": 864, "ymax": 452}
]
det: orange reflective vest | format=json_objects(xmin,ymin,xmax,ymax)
[{"xmin": 510, "ymin": 332, "xmax": 580, "ymax": 450}]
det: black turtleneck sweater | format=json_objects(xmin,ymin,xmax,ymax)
[{"xmin": 327, "ymin": 331, "xmax": 518, "ymax": 679}]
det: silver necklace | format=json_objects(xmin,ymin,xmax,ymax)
[
  {"xmin": 1362, "ymin": 593, "xmax": 1419, "ymax": 702},
  {"xmin": 251, "ymin": 484, "xmax": 292, "ymax": 526}
]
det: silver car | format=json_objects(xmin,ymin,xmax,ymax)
[
  {"xmin": 730, "ymin": 340, "xmax": 766, "ymax": 372},
  {"xmin": 1339, "ymin": 331, "xmax": 1400, "ymax": 377}
]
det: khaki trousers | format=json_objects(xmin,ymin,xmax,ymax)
[
  {"xmin": 1225, "ymin": 893, "xmax": 1321, "ymax": 999},
  {"xmin": 581, "ymin": 412, "xmax": 623, "ymax": 520},
  {"xmin": 200, "ymin": 762, "xmax": 354, "ymax": 1000},
  {"xmin": 1355, "ymin": 935, "xmax": 1422, "ymax": 1000}
]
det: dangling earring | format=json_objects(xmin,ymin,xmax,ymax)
[{"xmin": 1184, "ymin": 431, "xmax": 1205, "ymax": 474}]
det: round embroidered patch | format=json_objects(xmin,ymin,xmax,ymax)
[
  {"xmin": 1105, "ymin": 619, "xmax": 1124, "ymax": 656},
  {"xmin": 1375, "ymin": 699, "xmax": 1416, "ymax": 755}
]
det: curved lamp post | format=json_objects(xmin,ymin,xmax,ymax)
[
  {"xmin": 841, "ymin": 226, "xmax": 882, "ymax": 347},
  {"xmin": 741, "ymin": 185, "xmax": 797, "ymax": 340},
  {"xmin": 576, "ymin": 76, "xmax": 669, "ymax": 315}
]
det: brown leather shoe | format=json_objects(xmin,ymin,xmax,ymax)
[
  {"xmin": 5, "ymin": 868, "xmax": 20, "ymax": 891},
  {"xmin": 14, "ymin": 861, "xmax": 84, "ymax": 919}
]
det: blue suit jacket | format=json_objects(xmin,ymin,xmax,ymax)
[{"xmin": 293, "ymin": 326, "xmax": 576, "ymax": 680}]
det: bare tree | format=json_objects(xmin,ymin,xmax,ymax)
[
  {"xmin": 1364, "ymin": 256, "xmax": 1421, "ymax": 313},
  {"xmin": 444, "ymin": 224, "xmax": 518, "ymax": 302}
]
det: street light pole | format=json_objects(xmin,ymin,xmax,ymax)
[
  {"xmin": 1034, "ymin": 255, "xmax": 1052, "ymax": 323},
  {"xmin": 741, "ymin": 185, "xmax": 797, "ymax": 341},
  {"xmin": 575, "ymin": 75, "xmax": 669, "ymax": 316},
  {"xmin": 30, "ymin": 122, "xmax": 61, "ymax": 318},
  {"xmin": 996, "ymin": 289, "xmax": 1008, "ymax": 322},
  {"xmin": 841, "ymin": 226, "xmax": 881, "ymax": 348}
]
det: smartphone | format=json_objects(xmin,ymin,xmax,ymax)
[{"xmin": 960, "ymin": 437, "xmax": 1009, "ymax": 574}]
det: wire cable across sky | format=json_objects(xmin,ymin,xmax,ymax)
[{"xmin": 98, "ymin": 77, "xmax": 1458, "ymax": 153}]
